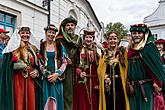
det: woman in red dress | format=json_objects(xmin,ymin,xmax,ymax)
[
  {"xmin": 0, "ymin": 26, "xmax": 41, "ymax": 110},
  {"xmin": 73, "ymin": 30, "xmax": 100, "ymax": 110}
]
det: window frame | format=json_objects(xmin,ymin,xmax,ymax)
[{"xmin": 0, "ymin": 12, "xmax": 15, "ymax": 33}]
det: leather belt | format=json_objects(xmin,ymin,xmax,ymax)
[
  {"xmin": 85, "ymin": 75, "xmax": 97, "ymax": 78},
  {"xmin": 133, "ymin": 79, "xmax": 152, "ymax": 102}
]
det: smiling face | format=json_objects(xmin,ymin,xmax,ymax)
[
  {"xmin": 64, "ymin": 22, "xmax": 76, "ymax": 35},
  {"xmin": 131, "ymin": 31, "xmax": 145, "ymax": 44},
  {"xmin": 107, "ymin": 32, "xmax": 119, "ymax": 49},
  {"xmin": 46, "ymin": 30, "xmax": 56, "ymax": 42},
  {"xmin": 156, "ymin": 43, "xmax": 164, "ymax": 52},
  {"xmin": 19, "ymin": 30, "xmax": 31, "ymax": 43},
  {"xmin": 84, "ymin": 34, "xmax": 94, "ymax": 46}
]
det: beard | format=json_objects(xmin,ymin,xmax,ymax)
[
  {"xmin": 132, "ymin": 36, "xmax": 144, "ymax": 44},
  {"xmin": 66, "ymin": 28, "xmax": 75, "ymax": 36},
  {"xmin": 133, "ymin": 38, "xmax": 142, "ymax": 44}
]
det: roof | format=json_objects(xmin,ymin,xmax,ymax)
[{"xmin": 84, "ymin": 0, "xmax": 102, "ymax": 30}]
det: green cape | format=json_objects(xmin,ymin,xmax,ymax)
[
  {"xmin": 128, "ymin": 42, "xmax": 165, "ymax": 110},
  {"xmin": 0, "ymin": 53, "xmax": 14, "ymax": 110}
]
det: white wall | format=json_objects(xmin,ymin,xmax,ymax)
[
  {"xmin": 144, "ymin": 1, "xmax": 165, "ymax": 39},
  {"xmin": 150, "ymin": 26, "xmax": 165, "ymax": 39},
  {"xmin": 0, "ymin": 0, "xmax": 101, "ymax": 41},
  {"xmin": 0, "ymin": 0, "xmax": 48, "ymax": 40}
]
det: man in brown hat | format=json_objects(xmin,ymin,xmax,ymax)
[{"xmin": 56, "ymin": 16, "xmax": 82, "ymax": 110}]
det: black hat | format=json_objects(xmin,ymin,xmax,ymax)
[
  {"xmin": 44, "ymin": 24, "xmax": 58, "ymax": 32},
  {"xmin": 130, "ymin": 24, "xmax": 148, "ymax": 33}
]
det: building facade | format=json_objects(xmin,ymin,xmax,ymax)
[
  {"xmin": 144, "ymin": 0, "xmax": 165, "ymax": 39},
  {"xmin": 0, "ymin": 0, "xmax": 101, "ymax": 41}
]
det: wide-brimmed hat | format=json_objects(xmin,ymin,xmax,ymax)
[
  {"xmin": 61, "ymin": 16, "xmax": 77, "ymax": 27},
  {"xmin": 44, "ymin": 24, "xmax": 58, "ymax": 32},
  {"xmin": 0, "ymin": 28, "xmax": 9, "ymax": 33}
]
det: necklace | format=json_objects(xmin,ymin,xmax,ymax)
[{"xmin": 47, "ymin": 43, "xmax": 55, "ymax": 52}]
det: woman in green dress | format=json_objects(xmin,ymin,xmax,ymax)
[{"xmin": 40, "ymin": 24, "xmax": 68, "ymax": 110}]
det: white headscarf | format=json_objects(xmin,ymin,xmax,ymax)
[{"xmin": 3, "ymin": 26, "xmax": 40, "ymax": 54}]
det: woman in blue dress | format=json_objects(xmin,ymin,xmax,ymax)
[{"xmin": 40, "ymin": 24, "xmax": 68, "ymax": 110}]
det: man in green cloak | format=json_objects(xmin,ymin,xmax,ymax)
[
  {"xmin": 56, "ymin": 16, "xmax": 82, "ymax": 110},
  {"xmin": 127, "ymin": 24, "xmax": 165, "ymax": 110}
]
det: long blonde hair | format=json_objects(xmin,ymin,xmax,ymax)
[{"xmin": 12, "ymin": 41, "xmax": 28, "ymax": 63}]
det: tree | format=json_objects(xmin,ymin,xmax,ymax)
[{"xmin": 105, "ymin": 22, "xmax": 128, "ymax": 39}]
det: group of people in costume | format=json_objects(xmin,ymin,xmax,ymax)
[{"xmin": 0, "ymin": 15, "xmax": 165, "ymax": 110}]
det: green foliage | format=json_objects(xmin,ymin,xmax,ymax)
[{"xmin": 105, "ymin": 22, "xmax": 128, "ymax": 39}]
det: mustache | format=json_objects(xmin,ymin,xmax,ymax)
[
  {"xmin": 132, "ymin": 36, "xmax": 143, "ymax": 38},
  {"xmin": 67, "ymin": 27, "xmax": 75, "ymax": 31}
]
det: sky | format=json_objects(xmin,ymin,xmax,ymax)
[{"xmin": 89, "ymin": 0, "xmax": 160, "ymax": 29}]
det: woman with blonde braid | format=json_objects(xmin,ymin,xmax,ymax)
[{"xmin": 0, "ymin": 26, "xmax": 41, "ymax": 110}]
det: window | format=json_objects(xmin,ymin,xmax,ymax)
[
  {"xmin": 0, "ymin": 12, "xmax": 15, "ymax": 36},
  {"xmin": 0, "ymin": 13, "xmax": 4, "ymax": 22}
]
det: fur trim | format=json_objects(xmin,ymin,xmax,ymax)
[
  {"xmin": 12, "ymin": 41, "xmax": 37, "ymax": 64},
  {"xmin": 40, "ymin": 40, "xmax": 47, "ymax": 61}
]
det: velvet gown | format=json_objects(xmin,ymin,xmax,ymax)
[
  {"xmin": 105, "ymin": 64, "xmax": 126, "ymax": 110},
  {"xmin": 73, "ymin": 44, "xmax": 99, "ymax": 110},
  {"xmin": 43, "ymin": 51, "xmax": 64, "ymax": 110},
  {"xmin": 73, "ymin": 62, "xmax": 99, "ymax": 110}
]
